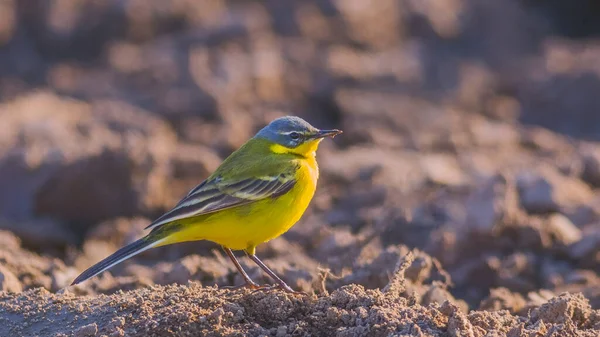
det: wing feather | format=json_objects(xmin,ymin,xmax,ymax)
[
  {"xmin": 272, "ymin": 180, "xmax": 296, "ymax": 198},
  {"xmin": 145, "ymin": 169, "xmax": 297, "ymax": 231}
]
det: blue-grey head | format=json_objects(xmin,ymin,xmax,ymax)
[{"xmin": 254, "ymin": 116, "xmax": 342, "ymax": 149}]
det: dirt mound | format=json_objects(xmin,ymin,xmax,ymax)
[
  {"xmin": 1, "ymin": 233, "xmax": 599, "ymax": 336},
  {"xmin": 1, "ymin": 273, "xmax": 599, "ymax": 336}
]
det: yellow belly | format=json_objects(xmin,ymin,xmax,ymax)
[{"xmin": 159, "ymin": 158, "xmax": 318, "ymax": 254}]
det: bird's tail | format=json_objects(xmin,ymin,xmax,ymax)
[{"xmin": 71, "ymin": 234, "xmax": 166, "ymax": 286}]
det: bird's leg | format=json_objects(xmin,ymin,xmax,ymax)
[
  {"xmin": 247, "ymin": 254, "xmax": 306, "ymax": 295},
  {"xmin": 222, "ymin": 247, "xmax": 262, "ymax": 290}
]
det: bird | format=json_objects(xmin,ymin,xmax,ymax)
[{"xmin": 71, "ymin": 116, "xmax": 342, "ymax": 294}]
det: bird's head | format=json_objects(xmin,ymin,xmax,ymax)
[{"xmin": 255, "ymin": 116, "xmax": 342, "ymax": 157}]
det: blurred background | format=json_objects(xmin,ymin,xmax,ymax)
[{"xmin": 0, "ymin": 0, "xmax": 599, "ymax": 312}]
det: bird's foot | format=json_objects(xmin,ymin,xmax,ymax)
[
  {"xmin": 251, "ymin": 283, "xmax": 307, "ymax": 296},
  {"xmin": 222, "ymin": 281, "xmax": 264, "ymax": 291}
]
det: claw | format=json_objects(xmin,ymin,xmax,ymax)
[
  {"xmin": 222, "ymin": 282, "xmax": 262, "ymax": 290},
  {"xmin": 250, "ymin": 284, "xmax": 275, "ymax": 294},
  {"xmin": 251, "ymin": 283, "xmax": 307, "ymax": 296}
]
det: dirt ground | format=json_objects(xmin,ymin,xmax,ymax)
[{"xmin": 0, "ymin": 0, "xmax": 600, "ymax": 336}]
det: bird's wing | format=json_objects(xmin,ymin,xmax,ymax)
[{"xmin": 145, "ymin": 165, "xmax": 297, "ymax": 231}]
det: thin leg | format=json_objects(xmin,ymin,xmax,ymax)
[
  {"xmin": 247, "ymin": 254, "xmax": 305, "ymax": 295},
  {"xmin": 222, "ymin": 247, "xmax": 260, "ymax": 289}
]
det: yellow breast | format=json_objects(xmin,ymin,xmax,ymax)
[
  {"xmin": 164, "ymin": 156, "xmax": 319, "ymax": 253},
  {"xmin": 265, "ymin": 156, "xmax": 319, "ymax": 236}
]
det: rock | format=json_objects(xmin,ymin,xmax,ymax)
[
  {"xmin": 420, "ymin": 154, "xmax": 467, "ymax": 187},
  {"xmin": 0, "ymin": 92, "xmax": 88, "ymax": 221},
  {"xmin": 545, "ymin": 213, "xmax": 582, "ymax": 245},
  {"xmin": 0, "ymin": 93, "xmax": 178, "ymax": 231},
  {"xmin": 421, "ymin": 283, "xmax": 469, "ymax": 313},
  {"xmin": 517, "ymin": 173, "xmax": 555, "ymax": 213},
  {"xmin": 581, "ymin": 145, "xmax": 600, "ymax": 186},
  {"xmin": 568, "ymin": 229, "xmax": 600, "ymax": 261},
  {"xmin": 495, "ymin": 253, "xmax": 538, "ymax": 293},
  {"xmin": 449, "ymin": 256, "xmax": 498, "ymax": 301},
  {"xmin": 442, "ymin": 301, "xmax": 477, "ymax": 337},
  {"xmin": 499, "ymin": 218, "xmax": 551, "ymax": 250},
  {"xmin": 34, "ymin": 149, "xmax": 161, "ymax": 226},
  {"xmin": 529, "ymin": 293, "xmax": 592, "ymax": 326},
  {"xmin": 0, "ymin": 218, "xmax": 78, "ymax": 249},
  {"xmin": 465, "ymin": 174, "xmax": 520, "ymax": 233},
  {"xmin": 0, "ymin": 265, "xmax": 22, "ymax": 293},
  {"xmin": 517, "ymin": 168, "xmax": 593, "ymax": 214},
  {"xmin": 74, "ymin": 323, "xmax": 98, "ymax": 337},
  {"xmin": 479, "ymin": 288, "xmax": 526, "ymax": 313}
]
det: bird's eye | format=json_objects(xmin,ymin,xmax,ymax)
[{"xmin": 289, "ymin": 132, "xmax": 301, "ymax": 140}]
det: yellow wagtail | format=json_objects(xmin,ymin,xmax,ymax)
[{"xmin": 71, "ymin": 116, "xmax": 342, "ymax": 293}]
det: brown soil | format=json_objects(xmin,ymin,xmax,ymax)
[
  {"xmin": 1, "ymin": 0, "xmax": 600, "ymax": 336},
  {"xmin": 1, "ymin": 256, "xmax": 599, "ymax": 337}
]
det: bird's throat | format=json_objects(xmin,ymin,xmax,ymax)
[{"xmin": 269, "ymin": 141, "xmax": 320, "ymax": 159}]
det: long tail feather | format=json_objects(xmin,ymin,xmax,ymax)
[{"xmin": 71, "ymin": 236, "xmax": 164, "ymax": 286}]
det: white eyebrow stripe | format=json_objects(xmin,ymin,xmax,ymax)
[{"xmin": 278, "ymin": 130, "xmax": 307, "ymax": 135}]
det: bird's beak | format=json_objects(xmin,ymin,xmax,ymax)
[{"xmin": 310, "ymin": 129, "xmax": 343, "ymax": 139}]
